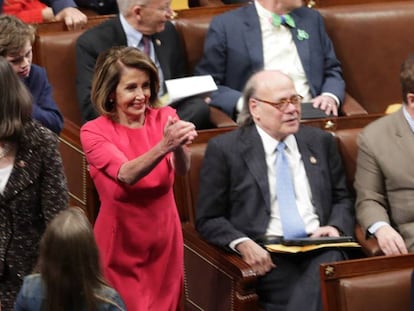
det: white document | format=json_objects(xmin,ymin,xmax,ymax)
[{"xmin": 163, "ymin": 75, "xmax": 217, "ymax": 105}]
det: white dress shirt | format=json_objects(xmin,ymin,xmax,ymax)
[
  {"xmin": 255, "ymin": 1, "xmax": 312, "ymax": 102},
  {"xmin": 230, "ymin": 126, "xmax": 320, "ymax": 250}
]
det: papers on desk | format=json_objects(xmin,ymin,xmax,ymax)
[
  {"xmin": 265, "ymin": 242, "xmax": 361, "ymax": 253},
  {"xmin": 160, "ymin": 75, "xmax": 217, "ymax": 106}
]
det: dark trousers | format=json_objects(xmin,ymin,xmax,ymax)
[
  {"xmin": 257, "ymin": 249, "xmax": 347, "ymax": 311},
  {"xmin": 172, "ymin": 96, "xmax": 212, "ymax": 130}
]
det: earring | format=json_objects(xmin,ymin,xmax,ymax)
[{"xmin": 109, "ymin": 98, "xmax": 114, "ymax": 103}]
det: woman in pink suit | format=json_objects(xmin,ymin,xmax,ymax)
[{"xmin": 80, "ymin": 46, "xmax": 197, "ymax": 311}]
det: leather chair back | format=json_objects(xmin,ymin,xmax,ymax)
[{"xmin": 319, "ymin": 2, "xmax": 414, "ymax": 113}]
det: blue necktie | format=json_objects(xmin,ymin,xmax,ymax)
[{"xmin": 276, "ymin": 142, "xmax": 307, "ymax": 238}]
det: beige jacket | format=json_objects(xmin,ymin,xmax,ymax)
[{"xmin": 355, "ymin": 108, "xmax": 414, "ymax": 251}]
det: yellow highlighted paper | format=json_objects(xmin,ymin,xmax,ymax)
[{"xmin": 265, "ymin": 242, "xmax": 361, "ymax": 253}]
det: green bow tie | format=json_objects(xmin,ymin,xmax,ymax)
[{"xmin": 271, "ymin": 13, "xmax": 296, "ymax": 28}]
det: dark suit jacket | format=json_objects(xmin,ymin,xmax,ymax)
[
  {"xmin": 194, "ymin": 4, "xmax": 345, "ymax": 117},
  {"xmin": 41, "ymin": 0, "xmax": 77, "ymax": 13},
  {"xmin": 76, "ymin": 16, "xmax": 188, "ymax": 123},
  {"xmin": 196, "ymin": 125, "xmax": 354, "ymax": 249},
  {"xmin": 24, "ymin": 64, "xmax": 63, "ymax": 134},
  {"xmin": 0, "ymin": 121, "xmax": 68, "ymax": 310}
]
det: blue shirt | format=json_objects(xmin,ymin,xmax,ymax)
[{"xmin": 14, "ymin": 274, "xmax": 126, "ymax": 311}]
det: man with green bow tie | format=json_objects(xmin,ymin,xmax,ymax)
[{"xmin": 195, "ymin": 0, "xmax": 345, "ymax": 121}]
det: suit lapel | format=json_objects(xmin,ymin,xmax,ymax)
[
  {"xmin": 394, "ymin": 109, "xmax": 414, "ymax": 156},
  {"xmin": 243, "ymin": 5, "xmax": 264, "ymax": 70},
  {"xmin": 114, "ymin": 16, "xmax": 129, "ymax": 46},
  {"xmin": 295, "ymin": 127, "xmax": 323, "ymax": 213},
  {"xmin": 290, "ymin": 10, "xmax": 311, "ymax": 91},
  {"xmin": 152, "ymin": 32, "xmax": 171, "ymax": 80},
  {"xmin": 239, "ymin": 126, "xmax": 271, "ymax": 212}
]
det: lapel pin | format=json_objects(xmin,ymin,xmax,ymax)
[
  {"xmin": 155, "ymin": 39, "xmax": 161, "ymax": 46},
  {"xmin": 297, "ymin": 28, "xmax": 309, "ymax": 41},
  {"xmin": 310, "ymin": 156, "xmax": 317, "ymax": 164}
]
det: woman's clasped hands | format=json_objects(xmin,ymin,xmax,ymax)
[{"xmin": 163, "ymin": 116, "xmax": 197, "ymax": 152}]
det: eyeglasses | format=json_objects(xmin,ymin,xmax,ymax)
[{"xmin": 253, "ymin": 94, "xmax": 303, "ymax": 112}]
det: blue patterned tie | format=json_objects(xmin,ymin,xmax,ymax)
[{"xmin": 276, "ymin": 141, "xmax": 307, "ymax": 238}]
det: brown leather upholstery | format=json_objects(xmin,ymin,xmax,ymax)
[
  {"xmin": 34, "ymin": 30, "xmax": 83, "ymax": 125},
  {"xmin": 174, "ymin": 4, "xmax": 242, "ymax": 73},
  {"xmin": 333, "ymin": 127, "xmax": 383, "ymax": 256},
  {"xmin": 319, "ymin": 1, "xmax": 414, "ymax": 114},
  {"xmin": 334, "ymin": 128, "xmax": 361, "ymax": 192},
  {"xmin": 338, "ymin": 269, "xmax": 411, "ymax": 310},
  {"xmin": 320, "ymin": 253, "xmax": 414, "ymax": 311},
  {"xmin": 33, "ymin": 16, "xmax": 115, "ymax": 122},
  {"xmin": 33, "ymin": 16, "xmax": 112, "ymax": 221}
]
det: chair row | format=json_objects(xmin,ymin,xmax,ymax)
[
  {"xmin": 34, "ymin": 0, "xmax": 414, "ymax": 126},
  {"xmin": 31, "ymin": 1, "xmax": 414, "ymax": 218},
  {"xmin": 29, "ymin": 6, "xmax": 414, "ymax": 309}
]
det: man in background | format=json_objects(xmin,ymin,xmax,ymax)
[
  {"xmin": 355, "ymin": 54, "xmax": 414, "ymax": 255},
  {"xmin": 195, "ymin": 0, "xmax": 344, "ymax": 120},
  {"xmin": 196, "ymin": 70, "xmax": 354, "ymax": 310}
]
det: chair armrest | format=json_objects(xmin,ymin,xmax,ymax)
[
  {"xmin": 182, "ymin": 223, "xmax": 260, "ymax": 310},
  {"xmin": 59, "ymin": 119, "xmax": 99, "ymax": 223},
  {"xmin": 355, "ymin": 224, "xmax": 384, "ymax": 257},
  {"xmin": 209, "ymin": 106, "xmax": 237, "ymax": 128},
  {"xmin": 341, "ymin": 93, "xmax": 368, "ymax": 116}
]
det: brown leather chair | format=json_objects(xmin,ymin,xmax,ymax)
[
  {"xmin": 320, "ymin": 253, "xmax": 414, "ymax": 311},
  {"xmin": 33, "ymin": 16, "xmax": 112, "ymax": 222},
  {"xmin": 320, "ymin": 1, "xmax": 414, "ymax": 114},
  {"xmin": 333, "ymin": 122, "xmax": 383, "ymax": 257}
]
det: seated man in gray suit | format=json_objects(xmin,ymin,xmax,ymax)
[
  {"xmin": 195, "ymin": 0, "xmax": 344, "ymax": 120},
  {"xmin": 76, "ymin": 0, "xmax": 211, "ymax": 129},
  {"xmin": 355, "ymin": 54, "xmax": 414, "ymax": 255},
  {"xmin": 196, "ymin": 70, "xmax": 354, "ymax": 311}
]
